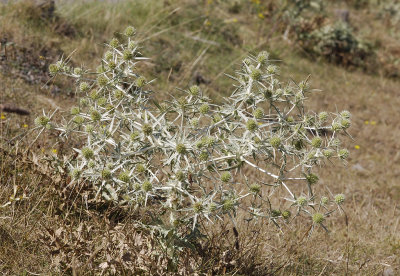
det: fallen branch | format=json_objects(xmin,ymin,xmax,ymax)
[{"xmin": 0, "ymin": 103, "xmax": 30, "ymax": 116}]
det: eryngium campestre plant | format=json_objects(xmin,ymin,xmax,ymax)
[{"xmin": 36, "ymin": 26, "xmax": 350, "ymax": 236}]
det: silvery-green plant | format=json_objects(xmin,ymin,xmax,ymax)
[{"xmin": 35, "ymin": 26, "xmax": 350, "ymax": 237}]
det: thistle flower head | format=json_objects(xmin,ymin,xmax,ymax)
[
  {"xmin": 80, "ymin": 98, "xmax": 88, "ymax": 107},
  {"xmin": 71, "ymin": 168, "xmax": 81, "ymax": 179},
  {"xmin": 118, "ymin": 171, "xmax": 130, "ymax": 183},
  {"xmin": 101, "ymin": 169, "xmax": 112, "ymax": 179},
  {"xmin": 88, "ymin": 160, "xmax": 96, "ymax": 169},
  {"xmin": 246, "ymin": 119, "xmax": 258, "ymax": 132},
  {"xmin": 332, "ymin": 122, "xmax": 342, "ymax": 132},
  {"xmin": 213, "ymin": 114, "xmax": 222, "ymax": 123},
  {"xmin": 267, "ymin": 64, "xmax": 277, "ymax": 74},
  {"xmin": 128, "ymin": 41, "xmax": 137, "ymax": 50},
  {"xmin": 250, "ymin": 183, "xmax": 261, "ymax": 194},
  {"xmin": 73, "ymin": 116, "xmax": 85, "ymax": 125},
  {"xmin": 253, "ymin": 108, "xmax": 264, "ymax": 119},
  {"xmin": 97, "ymin": 97, "xmax": 107, "ymax": 106},
  {"xmin": 136, "ymin": 164, "xmax": 146, "ymax": 174},
  {"xmin": 274, "ymin": 88, "xmax": 283, "ymax": 98},
  {"xmin": 73, "ymin": 67, "xmax": 82, "ymax": 75},
  {"xmin": 271, "ymin": 209, "xmax": 281, "ymax": 217},
  {"xmin": 97, "ymin": 75, "xmax": 108, "ymax": 87},
  {"xmin": 190, "ymin": 118, "xmax": 199, "ymax": 127},
  {"xmin": 104, "ymin": 51, "xmax": 113, "ymax": 61},
  {"xmin": 109, "ymin": 38, "xmax": 119, "ymax": 48},
  {"xmin": 196, "ymin": 139, "xmax": 205, "ymax": 149},
  {"xmin": 323, "ymin": 149, "xmax": 334, "ymax": 158},
  {"xmin": 311, "ymin": 136, "xmax": 322, "ymax": 148},
  {"xmin": 319, "ymin": 111, "xmax": 328, "ymax": 122},
  {"xmin": 108, "ymin": 61, "xmax": 116, "ymax": 70},
  {"xmin": 298, "ymin": 80, "xmax": 309, "ymax": 91},
  {"xmin": 81, "ymin": 147, "xmax": 94, "ymax": 159},
  {"xmin": 70, "ymin": 107, "xmax": 80, "ymax": 115},
  {"xmin": 45, "ymin": 122, "xmax": 54, "ymax": 130},
  {"xmin": 282, "ymin": 210, "xmax": 291, "ymax": 219},
  {"xmin": 306, "ymin": 173, "xmax": 319, "ymax": 185},
  {"xmin": 312, "ymin": 213, "xmax": 324, "ymax": 224},
  {"xmin": 176, "ymin": 143, "xmax": 187, "ymax": 154},
  {"xmin": 250, "ymin": 66, "xmax": 262, "ymax": 81},
  {"xmin": 142, "ymin": 180, "xmax": 152, "ymax": 192},
  {"xmin": 133, "ymin": 183, "xmax": 141, "ymax": 191},
  {"xmin": 270, "ymin": 136, "xmax": 281, "ymax": 148},
  {"xmin": 130, "ymin": 131, "xmax": 139, "ymax": 141},
  {"xmin": 340, "ymin": 110, "xmax": 351, "ymax": 119},
  {"xmin": 205, "ymin": 136, "xmax": 216, "ymax": 147},
  {"xmin": 90, "ymin": 90, "xmax": 99, "ymax": 100},
  {"xmin": 334, "ymin": 194, "xmax": 345, "ymax": 205},
  {"xmin": 286, "ymin": 116, "xmax": 294, "ymax": 123},
  {"xmin": 331, "ymin": 138, "xmax": 341, "ymax": 147},
  {"xmin": 34, "ymin": 116, "xmax": 50, "ymax": 127},
  {"xmin": 257, "ymin": 51, "xmax": 269, "ymax": 65},
  {"xmin": 341, "ymin": 118, "xmax": 351, "ymax": 129},
  {"xmin": 97, "ymin": 65, "xmax": 105, "ymax": 73},
  {"xmin": 199, "ymin": 151, "xmax": 209, "ymax": 161},
  {"xmin": 193, "ymin": 202, "xmax": 204, "ymax": 213},
  {"xmin": 49, "ymin": 64, "xmax": 60, "ymax": 76},
  {"xmin": 338, "ymin": 148, "xmax": 349, "ymax": 160},
  {"xmin": 80, "ymin": 82, "xmax": 90, "ymax": 92},
  {"xmin": 253, "ymin": 136, "xmax": 261, "ymax": 144},
  {"xmin": 264, "ymin": 89, "xmax": 273, "ymax": 99},
  {"xmin": 296, "ymin": 196, "xmax": 307, "ymax": 207},
  {"xmin": 220, "ymin": 172, "xmax": 232, "ymax": 183},
  {"xmin": 199, "ymin": 104, "xmax": 210, "ymax": 115},
  {"xmin": 208, "ymin": 203, "xmax": 217, "ymax": 212},
  {"xmin": 135, "ymin": 76, "xmax": 146, "ymax": 88},
  {"xmin": 321, "ymin": 196, "xmax": 329, "ymax": 205},
  {"xmin": 189, "ymin": 85, "xmax": 200, "ymax": 96},
  {"xmin": 123, "ymin": 49, "xmax": 133, "ymax": 61},
  {"xmin": 124, "ymin": 26, "xmax": 136, "ymax": 37},
  {"xmin": 243, "ymin": 58, "xmax": 251, "ymax": 66},
  {"xmin": 142, "ymin": 124, "xmax": 153, "ymax": 136},
  {"xmin": 106, "ymin": 104, "xmax": 114, "ymax": 113},
  {"xmin": 222, "ymin": 199, "xmax": 235, "ymax": 212},
  {"xmin": 91, "ymin": 110, "xmax": 101, "ymax": 121}
]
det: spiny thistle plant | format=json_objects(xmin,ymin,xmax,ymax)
[{"xmin": 34, "ymin": 26, "xmax": 351, "ymax": 241}]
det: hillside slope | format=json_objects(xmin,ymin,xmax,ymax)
[{"xmin": 1, "ymin": 0, "xmax": 400, "ymax": 275}]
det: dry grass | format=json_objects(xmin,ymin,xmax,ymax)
[{"xmin": 1, "ymin": 0, "xmax": 400, "ymax": 275}]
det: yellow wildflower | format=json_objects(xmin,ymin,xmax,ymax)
[
  {"xmin": 258, "ymin": 13, "xmax": 265, "ymax": 19},
  {"xmin": 370, "ymin": 121, "xmax": 376, "ymax": 125},
  {"xmin": 354, "ymin": 145, "xmax": 360, "ymax": 150},
  {"xmin": 0, "ymin": 113, "xmax": 5, "ymax": 120},
  {"xmin": 364, "ymin": 121, "xmax": 369, "ymax": 125}
]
